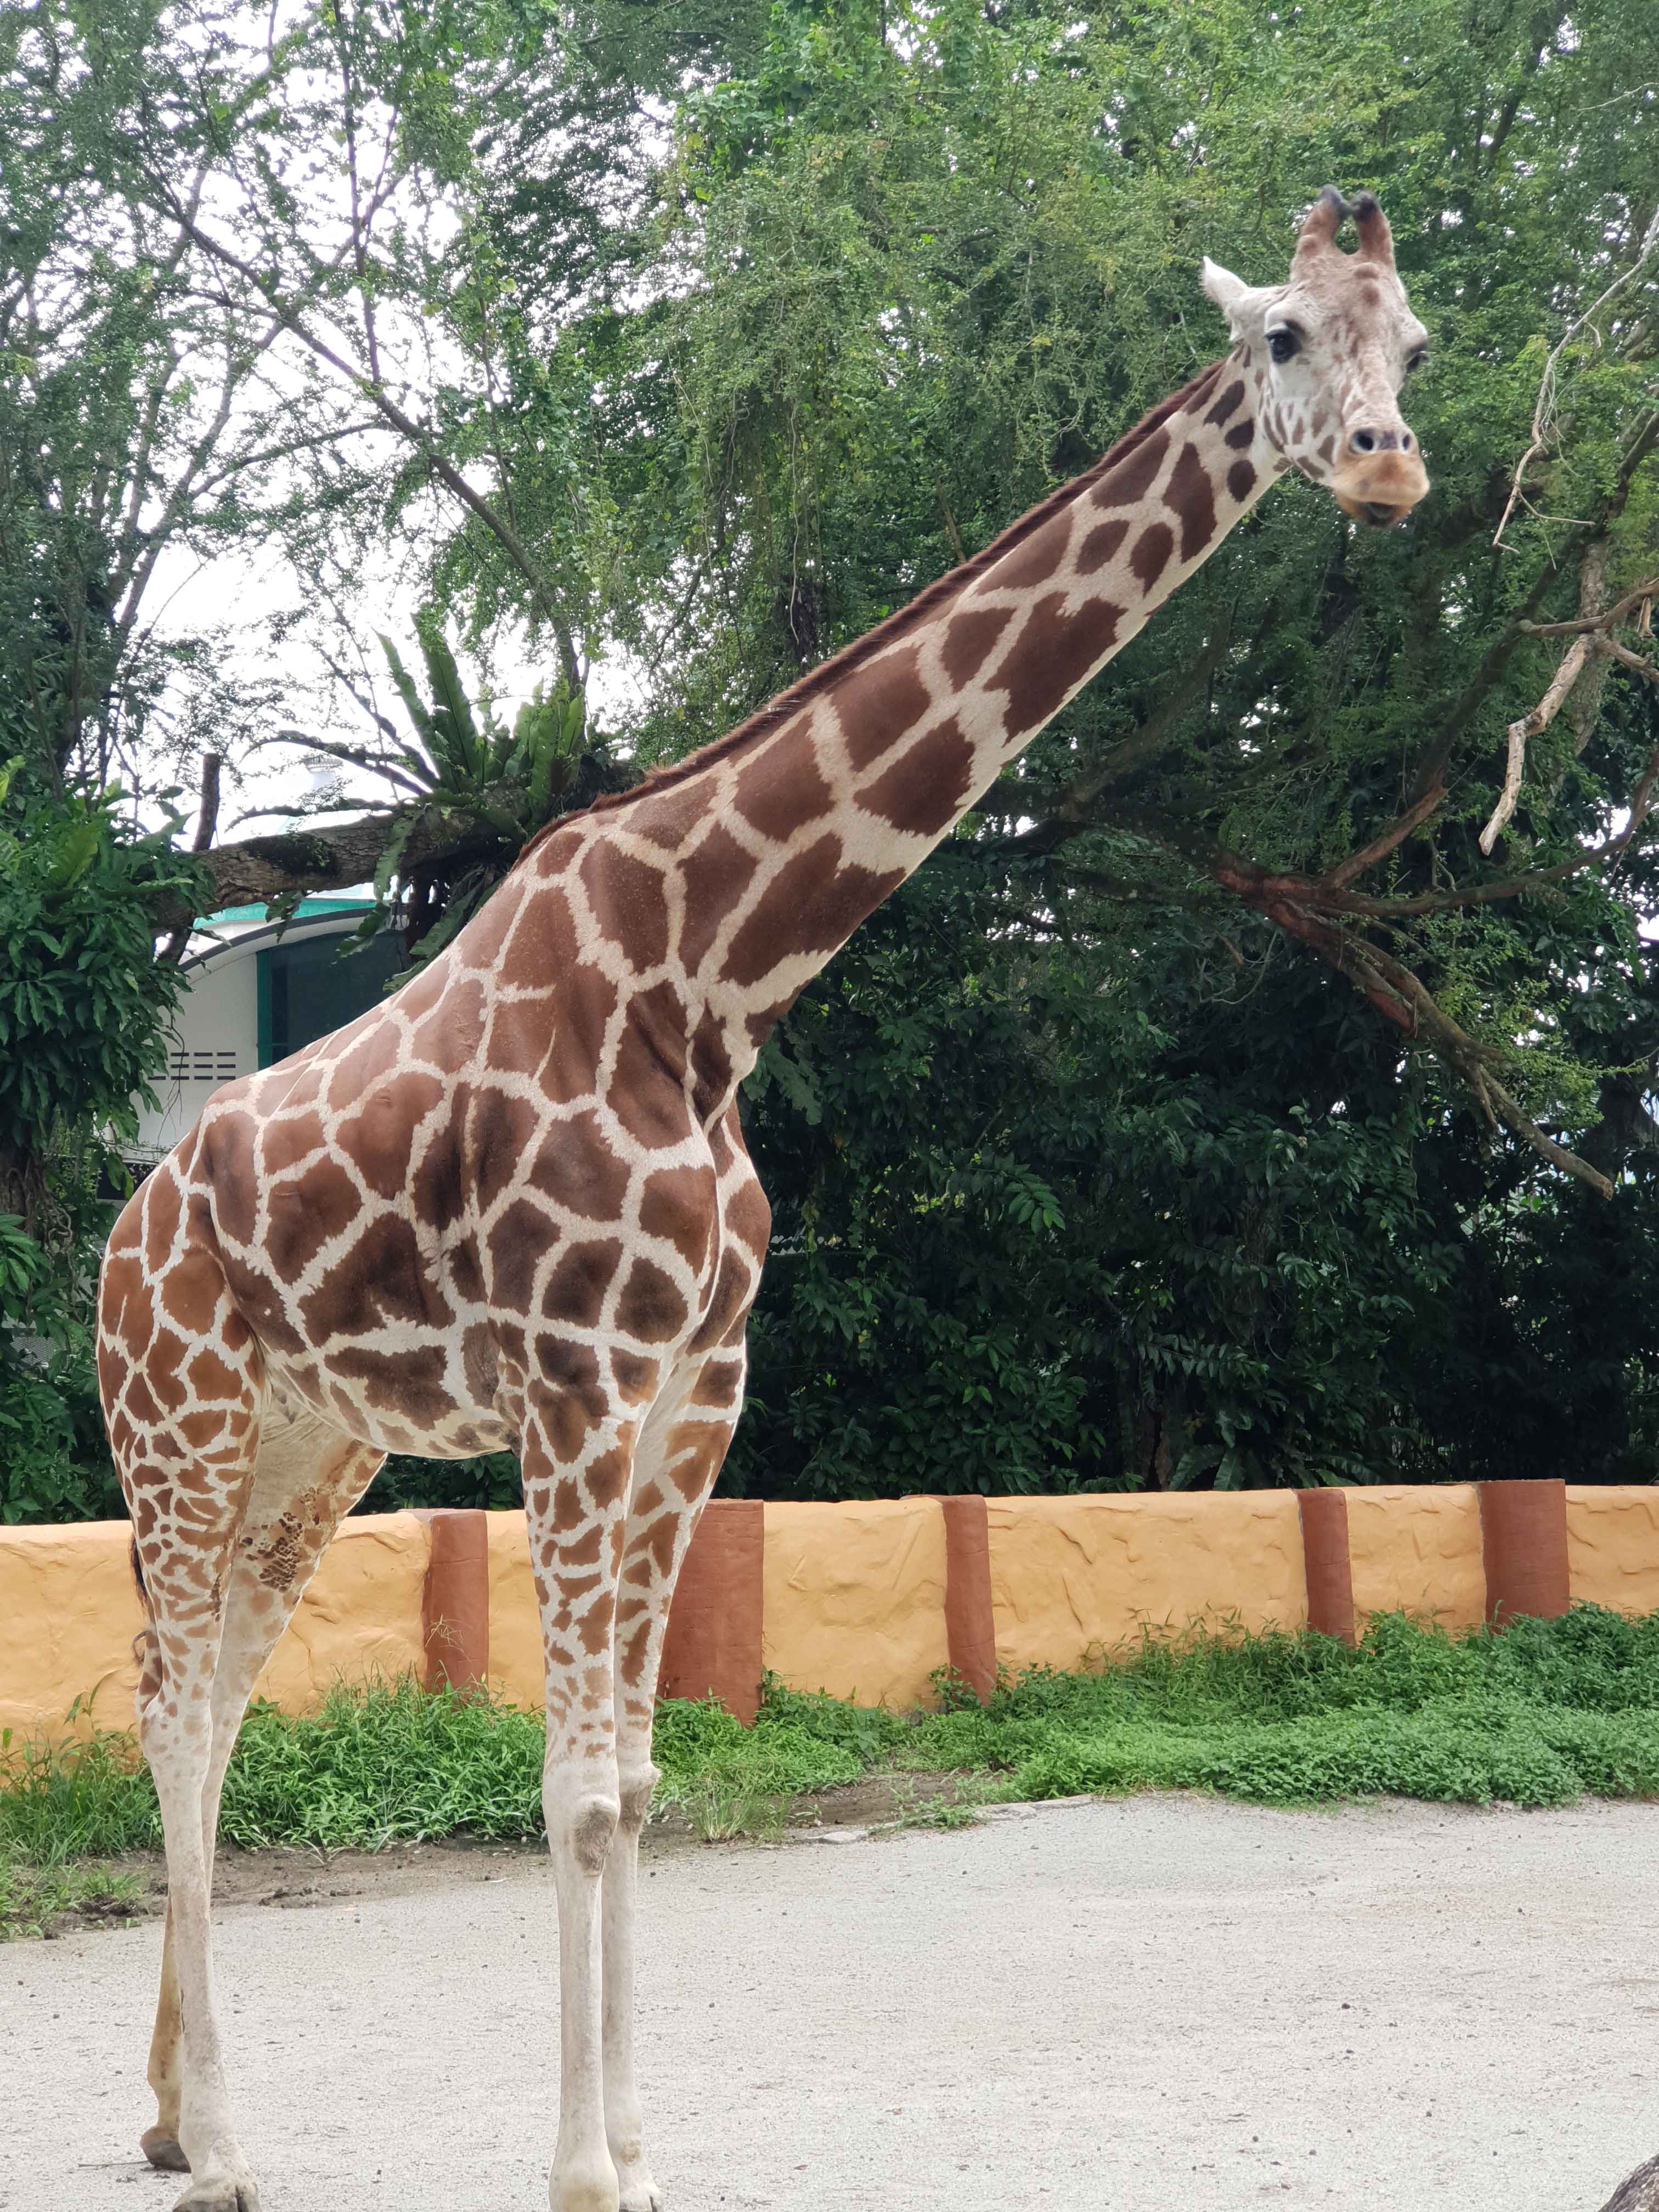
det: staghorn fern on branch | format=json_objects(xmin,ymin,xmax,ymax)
[{"xmin": 277, "ymin": 619, "xmax": 619, "ymax": 973}]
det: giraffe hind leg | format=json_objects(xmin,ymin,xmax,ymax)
[{"xmin": 140, "ymin": 1406, "xmax": 385, "ymax": 2179}]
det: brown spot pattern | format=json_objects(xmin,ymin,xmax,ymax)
[
  {"xmin": 1164, "ymin": 442, "xmax": 1218, "ymax": 563},
  {"xmin": 1091, "ymin": 424, "xmax": 1170, "ymax": 508},
  {"xmin": 859, "ymin": 718, "xmax": 977, "ymax": 837},
  {"xmin": 1129, "ymin": 523, "xmax": 1175, "ymax": 592},
  {"xmin": 832, "ymin": 647, "xmax": 932, "ymax": 771},
  {"xmin": 1077, "ymin": 519, "xmax": 1130, "ymax": 574},
  {"xmin": 990, "ymin": 591, "xmax": 1121, "ymax": 731},
  {"xmin": 942, "ymin": 605, "xmax": 1015, "ymax": 686}
]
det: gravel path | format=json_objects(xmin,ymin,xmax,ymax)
[{"xmin": 5, "ymin": 1793, "xmax": 1656, "ymax": 2211}]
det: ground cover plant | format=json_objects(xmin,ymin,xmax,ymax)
[{"xmin": 4, "ymin": 1606, "xmax": 1659, "ymax": 1921}]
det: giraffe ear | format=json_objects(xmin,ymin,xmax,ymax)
[{"xmin": 1201, "ymin": 258, "xmax": 1265, "ymax": 333}]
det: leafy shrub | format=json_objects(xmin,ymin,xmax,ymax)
[
  {"xmin": 8, "ymin": 1612, "xmax": 1659, "ymax": 1864},
  {"xmin": 0, "ymin": 1214, "xmax": 121, "ymax": 1522},
  {"xmin": 0, "ymin": 769, "xmax": 203, "ymax": 1218}
]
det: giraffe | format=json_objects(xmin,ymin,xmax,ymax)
[{"xmin": 97, "ymin": 187, "xmax": 1429, "ymax": 2212}]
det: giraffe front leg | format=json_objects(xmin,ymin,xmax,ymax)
[
  {"xmin": 603, "ymin": 1345, "xmax": 749, "ymax": 2212},
  {"xmin": 524, "ymin": 1384, "xmax": 636, "ymax": 2212},
  {"xmin": 600, "ymin": 1761, "xmax": 661, "ymax": 2212}
]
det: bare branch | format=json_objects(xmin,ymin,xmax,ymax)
[
  {"xmin": 1521, "ymin": 576, "xmax": 1659, "ymax": 637},
  {"xmin": 1479, "ymin": 632, "xmax": 1593, "ymax": 854},
  {"xmin": 1213, "ymin": 867, "xmax": 1617, "ymax": 1198},
  {"xmin": 1605, "ymin": 638, "xmax": 1659, "ymax": 685},
  {"xmin": 1494, "ymin": 208, "xmax": 1659, "ymax": 550},
  {"xmin": 148, "ymin": 190, "xmax": 585, "ymax": 695},
  {"xmin": 148, "ymin": 803, "xmax": 521, "ymax": 936}
]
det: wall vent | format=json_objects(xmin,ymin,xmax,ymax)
[{"xmin": 167, "ymin": 1050, "xmax": 238, "ymax": 1083}]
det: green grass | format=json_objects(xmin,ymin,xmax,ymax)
[
  {"xmin": 0, "ymin": 1857, "xmax": 145, "ymax": 1940},
  {"xmin": 5, "ymin": 1607, "xmax": 1659, "ymax": 1876}
]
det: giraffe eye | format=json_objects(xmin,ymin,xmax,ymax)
[
  {"xmin": 1266, "ymin": 328, "xmax": 1300, "ymax": 364},
  {"xmin": 1406, "ymin": 346, "xmax": 1429, "ymax": 374}
]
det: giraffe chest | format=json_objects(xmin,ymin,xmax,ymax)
[{"xmin": 197, "ymin": 1064, "xmax": 749, "ymax": 1457}]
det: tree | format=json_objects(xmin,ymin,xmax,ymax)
[
  {"xmin": 0, "ymin": 766, "xmax": 203, "ymax": 1226},
  {"xmin": 590, "ymin": 0, "xmax": 1659, "ymax": 1489},
  {"xmin": 12, "ymin": 0, "xmax": 1659, "ymax": 1511}
]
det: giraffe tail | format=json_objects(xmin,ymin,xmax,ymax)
[{"xmin": 129, "ymin": 1536, "xmax": 163, "ymax": 1720}]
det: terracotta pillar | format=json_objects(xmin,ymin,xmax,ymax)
[
  {"xmin": 657, "ymin": 1498, "xmax": 765, "ymax": 1724},
  {"xmin": 415, "ymin": 1508, "xmax": 490, "ymax": 1694},
  {"xmin": 1480, "ymin": 1479, "xmax": 1570, "ymax": 1625},
  {"xmin": 1296, "ymin": 1488, "xmax": 1356, "ymax": 1645},
  {"xmin": 936, "ymin": 1494, "xmax": 998, "ymax": 1702}
]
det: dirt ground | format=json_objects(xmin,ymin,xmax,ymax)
[
  {"xmin": 8, "ymin": 1791, "xmax": 1659, "ymax": 2212},
  {"xmin": 27, "ymin": 1772, "xmax": 970, "ymax": 1936}
]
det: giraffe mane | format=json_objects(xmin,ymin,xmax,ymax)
[{"xmin": 531, "ymin": 356, "xmax": 1227, "ymax": 846}]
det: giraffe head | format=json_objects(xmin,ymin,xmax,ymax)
[{"xmin": 1200, "ymin": 187, "xmax": 1430, "ymax": 527}]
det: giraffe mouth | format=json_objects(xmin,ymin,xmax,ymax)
[
  {"xmin": 1331, "ymin": 450, "xmax": 1430, "ymax": 528},
  {"xmin": 1331, "ymin": 489, "xmax": 1420, "ymax": 529}
]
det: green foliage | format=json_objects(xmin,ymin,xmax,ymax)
[
  {"xmin": 730, "ymin": 866, "xmax": 1457, "ymax": 1495},
  {"xmin": 0, "ymin": 772, "xmax": 195, "ymax": 1519},
  {"xmin": 369, "ymin": 630, "xmax": 592, "ymax": 826},
  {"xmin": 0, "ymin": 774, "xmax": 201, "ymax": 1173},
  {"xmin": 8, "ymin": 0, "xmax": 1659, "ymax": 1512},
  {"xmin": 9, "ymin": 1611, "xmax": 1659, "ymax": 1865},
  {"xmin": 360, "ymin": 1451, "xmax": 524, "ymax": 1515},
  {"xmin": 0, "ymin": 1197, "xmax": 122, "ymax": 1526},
  {"xmin": 305, "ymin": 620, "xmax": 619, "ymax": 974}
]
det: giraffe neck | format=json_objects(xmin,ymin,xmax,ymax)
[{"xmin": 562, "ymin": 349, "xmax": 1278, "ymax": 1113}]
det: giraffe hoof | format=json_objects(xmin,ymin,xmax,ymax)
[
  {"xmin": 619, "ymin": 2187, "xmax": 664, "ymax": 2212},
  {"xmin": 141, "ymin": 2127, "xmax": 190, "ymax": 2172},
  {"xmin": 171, "ymin": 2178, "xmax": 261, "ymax": 2212}
]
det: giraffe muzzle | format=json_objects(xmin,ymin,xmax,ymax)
[{"xmin": 1330, "ymin": 448, "xmax": 1430, "ymax": 528}]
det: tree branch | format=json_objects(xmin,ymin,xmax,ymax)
[
  {"xmin": 1521, "ymin": 577, "xmax": 1659, "ymax": 637},
  {"xmin": 146, "ymin": 803, "xmax": 514, "ymax": 935},
  {"xmin": 1493, "ymin": 207, "xmax": 1659, "ymax": 549},
  {"xmin": 149, "ymin": 190, "xmax": 585, "ymax": 695},
  {"xmin": 1323, "ymin": 782, "xmax": 1448, "ymax": 888},
  {"xmin": 157, "ymin": 752, "xmax": 223, "ymax": 963},
  {"xmin": 1211, "ymin": 866, "xmax": 1616, "ymax": 1198},
  {"xmin": 1478, "ymin": 631, "xmax": 1593, "ymax": 853}
]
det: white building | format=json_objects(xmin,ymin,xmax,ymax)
[{"xmin": 131, "ymin": 895, "xmax": 402, "ymax": 1170}]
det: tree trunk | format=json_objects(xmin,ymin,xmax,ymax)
[
  {"xmin": 1600, "ymin": 2153, "xmax": 1659, "ymax": 2211},
  {"xmin": 0, "ymin": 1141, "xmax": 47, "ymax": 1235}
]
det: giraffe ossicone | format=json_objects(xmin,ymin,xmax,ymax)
[{"xmin": 98, "ymin": 188, "xmax": 1429, "ymax": 2212}]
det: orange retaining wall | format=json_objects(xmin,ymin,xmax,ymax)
[
  {"xmin": 5, "ymin": 1483, "xmax": 1659, "ymax": 1740},
  {"xmin": 984, "ymin": 1492, "xmax": 1306, "ymax": 1674},
  {"xmin": 1344, "ymin": 1484, "xmax": 1487, "ymax": 1633},
  {"xmin": 761, "ymin": 1498, "xmax": 952, "ymax": 1707},
  {"xmin": 253, "ymin": 1513, "xmax": 429, "ymax": 1709},
  {"xmin": 1565, "ymin": 1487, "xmax": 1659, "ymax": 1616},
  {"xmin": 0, "ymin": 1521, "xmax": 145, "ymax": 1742},
  {"xmin": 0, "ymin": 1513, "xmax": 428, "ymax": 1747}
]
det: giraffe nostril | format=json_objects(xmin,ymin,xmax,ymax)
[
  {"xmin": 1350, "ymin": 428, "xmax": 1378, "ymax": 454},
  {"xmin": 1401, "ymin": 431, "xmax": 1413, "ymax": 450}
]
